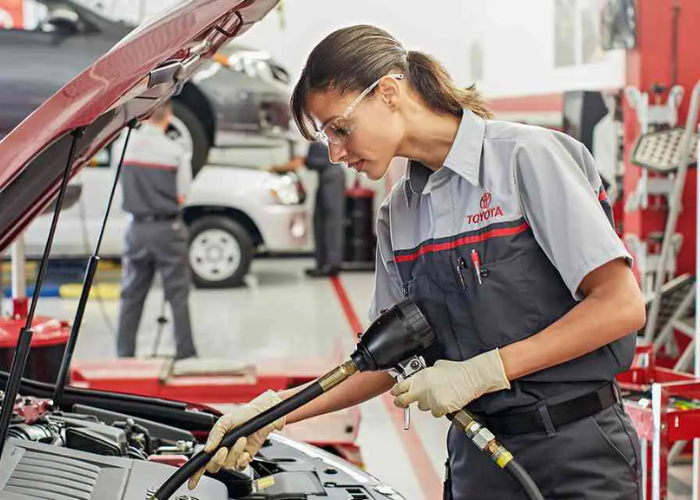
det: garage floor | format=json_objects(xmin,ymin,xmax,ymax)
[{"xmin": 15, "ymin": 257, "xmax": 693, "ymax": 499}]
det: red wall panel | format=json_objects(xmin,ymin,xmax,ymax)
[{"xmin": 623, "ymin": 0, "xmax": 700, "ymax": 276}]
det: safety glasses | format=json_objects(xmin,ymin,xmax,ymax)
[{"xmin": 315, "ymin": 73, "xmax": 404, "ymax": 146}]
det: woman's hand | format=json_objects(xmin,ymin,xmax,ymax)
[
  {"xmin": 391, "ymin": 349, "xmax": 510, "ymax": 417},
  {"xmin": 188, "ymin": 390, "xmax": 285, "ymax": 490},
  {"xmin": 268, "ymin": 155, "xmax": 305, "ymax": 173},
  {"xmin": 268, "ymin": 163, "xmax": 299, "ymax": 173}
]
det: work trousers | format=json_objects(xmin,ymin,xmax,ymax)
[
  {"xmin": 117, "ymin": 218, "xmax": 197, "ymax": 360},
  {"xmin": 313, "ymin": 166, "xmax": 346, "ymax": 269},
  {"xmin": 444, "ymin": 404, "xmax": 642, "ymax": 499}
]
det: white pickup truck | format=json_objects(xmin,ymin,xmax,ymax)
[{"xmin": 22, "ymin": 148, "xmax": 310, "ymax": 288}]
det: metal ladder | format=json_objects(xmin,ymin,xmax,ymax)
[
  {"xmin": 624, "ymin": 84, "xmax": 691, "ymax": 301},
  {"xmin": 634, "ymin": 79, "xmax": 700, "ymax": 500},
  {"xmin": 642, "ymin": 83, "xmax": 700, "ymax": 346}
]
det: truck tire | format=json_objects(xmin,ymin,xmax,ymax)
[
  {"xmin": 188, "ymin": 215, "xmax": 254, "ymax": 288},
  {"xmin": 170, "ymin": 100, "xmax": 210, "ymax": 177}
]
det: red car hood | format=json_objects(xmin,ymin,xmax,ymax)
[{"xmin": 0, "ymin": 0, "xmax": 278, "ymax": 253}]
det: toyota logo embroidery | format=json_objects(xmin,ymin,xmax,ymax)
[
  {"xmin": 480, "ymin": 192, "xmax": 492, "ymax": 210},
  {"xmin": 467, "ymin": 192, "xmax": 503, "ymax": 224}
]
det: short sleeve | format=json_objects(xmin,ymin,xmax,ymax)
[
  {"xmin": 294, "ymin": 139, "xmax": 311, "ymax": 159},
  {"xmin": 368, "ymin": 199, "xmax": 405, "ymax": 321},
  {"xmin": 286, "ymin": 128, "xmax": 310, "ymax": 159},
  {"xmin": 177, "ymin": 149, "xmax": 193, "ymax": 199},
  {"xmin": 514, "ymin": 130, "xmax": 632, "ymax": 300},
  {"xmin": 109, "ymin": 131, "xmax": 127, "ymax": 170}
]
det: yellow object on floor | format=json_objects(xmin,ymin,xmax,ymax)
[
  {"xmin": 1, "ymin": 261, "xmax": 38, "ymax": 273},
  {"xmin": 97, "ymin": 260, "xmax": 121, "ymax": 271},
  {"xmin": 59, "ymin": 283, "xmax": 121, "ymax": 300}
]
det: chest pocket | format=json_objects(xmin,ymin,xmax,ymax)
[
  {"xmin": 461, "ymin": 246, "xmax": 542, "ymax": 351},
  {"xmin": 402, "ymin": 245, "xmax": 544, "ymax": 362}
]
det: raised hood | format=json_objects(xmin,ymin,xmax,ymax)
[{"xmin": 0, "ymin": 0, "xmax": 279, "ymax": 253}]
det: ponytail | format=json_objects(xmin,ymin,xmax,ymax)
[
  {"xmin": 292, "ymin": 25, "xmax": 493, "ymax": 140},
  {"xmin": 406, "ymin": 50, "xmax": 493, "ymax": 120}
]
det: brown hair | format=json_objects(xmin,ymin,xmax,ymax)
[{"xmin": 291, "ymin": 25, "xmax": 492, "ymax": 140}]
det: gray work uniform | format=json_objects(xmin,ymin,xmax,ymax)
[
  {"xmin": 370, "ymin": 109, "xmax": 641, "ymax": 499},
  {"xmin": 115, "ymin": 123, "xmax": 197, "ymax": 360},
  {"xmin": 305, "ymin": 141, "xmax": 346, "ymax": 269}
]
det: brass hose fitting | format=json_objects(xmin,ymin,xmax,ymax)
[{"xmin": 452, "ymin": 409, "xmax": 513, "ymax": 469}]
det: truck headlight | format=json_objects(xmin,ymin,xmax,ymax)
[{"xmin": 270, "ymin": 175, "xmax": 303, "ymax": 205}]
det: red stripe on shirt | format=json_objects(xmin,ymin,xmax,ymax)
[
  {"xmin": 124, "ymin": 161, "xmax": 177, "ymax": 171},
  {"xmin": 395, "ymin": 221, "xmax": 530, "ymax": 263}
]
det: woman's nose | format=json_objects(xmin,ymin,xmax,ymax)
[{"xmin": 328, "ymin": 142, "xmax": 347, "ymax": 164}]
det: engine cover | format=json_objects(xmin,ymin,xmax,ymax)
[{"xmin": 0, "ymin": 438, "xmax": 227, "ymax": 500}]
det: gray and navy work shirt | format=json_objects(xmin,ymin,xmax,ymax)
[
  {"xmin": 115, "ymin": 123, "xmax": 192, "ymax": 217},
  {"xmin": 369, "ymin": 109, "xmax": 636, "ymax": 415}
]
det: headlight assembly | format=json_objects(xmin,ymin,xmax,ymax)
[{"xmin": 269, "ymin": 175, "xmax": 302, "ymax": 205}]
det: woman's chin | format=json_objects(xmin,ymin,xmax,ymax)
[{"xmin": 363, "ymin": 162, "xmax": 388, "ymax": 181}]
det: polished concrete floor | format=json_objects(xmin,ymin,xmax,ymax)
[{"xmin": 8, "ymin": 257, "xmax": 693, "ymax": 499}]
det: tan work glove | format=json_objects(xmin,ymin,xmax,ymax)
[
  {"xmin": 391, "ymin": 349, "xmax": 510, "ymax": 418},
  {"xmin": 188, "ymin": 390, "xmax": 285, "ymax": 490}
]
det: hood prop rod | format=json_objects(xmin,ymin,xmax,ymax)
[
  {"xmin": 52, "ymin": 120, "xmax": 138, "ymax": 407},
  {"xmin": 0, "ymin": 127, "xmax": 85, "ymax": 457}
]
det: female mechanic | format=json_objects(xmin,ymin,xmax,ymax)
[{"xmin": 189, "ymin": 25, "xmax": 646, "ymax": 499}]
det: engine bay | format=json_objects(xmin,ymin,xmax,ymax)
[{"xmin": 0, "ymin": 394, "xmax": 404, "ymax": 499}]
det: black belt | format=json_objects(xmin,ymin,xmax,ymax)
[
  {"xmin": 477, "ymin": 383, "xmax": 619, "ymax": 436},
  {"xmin": 132, "ymin": 213, "xmax": 180, "ymax": 223}
]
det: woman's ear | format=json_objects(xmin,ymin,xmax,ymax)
[{"xmin": 377, "ymin": 76, "xmax": 401, "ymax": 108}]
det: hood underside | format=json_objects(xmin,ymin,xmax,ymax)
[{"xmin": 0, "ymin": 0, "xmax": 279, "ymax": 254}]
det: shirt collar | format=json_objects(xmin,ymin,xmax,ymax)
[
  {"xmin": 405, "ymin": 160, "xmax": 431, "ymax": 204},
  {"xmin": 404, "ymin": 109, "xmax": 486, "ymax": 204},
  {"xmin": 443, "ymin": 108, "xmax": 485, "ymax": 186}
]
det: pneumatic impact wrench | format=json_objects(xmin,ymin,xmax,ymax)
[
  {"xmin": 152, "ymin": 299, "xmax": 543, "ymax": 500},
  {"xmin": 351, "ymin": 300, "xmax": 543, "ymax": 500}
]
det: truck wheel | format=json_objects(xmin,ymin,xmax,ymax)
[
  {"xmin": 169, "ymin": 100, "xmax": 210, "ymax": 177},
  {"xmin": 188, "ymin": 216, "xmax": 254, "ymax": 288}
]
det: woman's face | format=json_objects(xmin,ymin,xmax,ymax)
[{"xmin": 305, "ymin": 82, "xmax": 404, "ymax": 181}]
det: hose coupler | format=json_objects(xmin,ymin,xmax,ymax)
[
  {"xmin": 318, "ymin": 360, "xmax": 358, "ymax": 392},
  {"xmin": 452, "ymin": 410, "xmax": 513, "ymax": 469}
]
